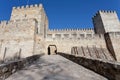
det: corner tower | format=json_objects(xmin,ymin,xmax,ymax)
[
  {"xmin": 10, "ymin": 4, "xmax": 48, "ymax": 38},
  {"xmin": 93, "ymin": 10, "xmax": 120, "ymax": 34}
]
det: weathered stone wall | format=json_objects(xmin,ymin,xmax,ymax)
[
  {"xmin": 34, "ymin": 35, "xmax": 46, "ymax": 54},
  {"xmin": 58, "ymin": 53, "xmax": 120, "ymax": 80},
  {"xmin": 71, "ymin": 46, "xmax": 114, "ymax": 61},
  {"xmin": 45, "ymin": 35, "xmax": 107, "ymax": 54},
  {"xmin": 11, "ymin": 4, "xmax": 48, "ymax": 38},
  {"xmin": 105, "ymin": 32, "xmax": 120, "ymax": 62},
  {"xmin": 40, "ymin": 6, "xmax": 48, "ymax": 38},
  {"xmin": 47, "ymin": 28, "xmax": 94, "ymax": 40},
  {"xmin": 0, "ymin": 54, "xmax": 43, "ymax": 80},
  {"xmin": 92, "ymin": 11, "xmax": 105, "ymax": 34},
  {"xmin": 0, "ymin": 4, "xmax": 48, "ymax": 60},
  {"xmin": 0, "ymin": 19, "xmax": 37, "ymax": 60}
]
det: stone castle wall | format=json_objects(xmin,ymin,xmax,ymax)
[
  {"xmin": 7, "ymin": 4, "xmax": 49, "ymax": 58},
  {"xmin": 105, "ymin": 32, "xmax": 120, "ymax": 61},
  {"xmin": 45, "ymin": 28, "xmax": 108, "ymax": 54},
  {"xmin": 45, "ymin": 34, "xmax": 107, "ymax": 54},
  {"xmin": 0, "ymin": 4, "xmax": 120, "ymax": 62},
  {"xmin": 11, "ymin": 4, "xmax": 48, "ymax": 38},
  {"xmin": 0, "ymin": 19, "xmax": 37, "ymax": 60},
  {"xmin": 47, "ymin": 28, "xmax": 94, "ymax": 40}
]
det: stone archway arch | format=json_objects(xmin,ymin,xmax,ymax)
[{"xmin": 48, "ymin": 45, "xmax": 57, "ymax": 55}]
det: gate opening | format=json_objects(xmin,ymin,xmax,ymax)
[{"xmin": 48, "ymin": 45, "xmax": 57, "ymax": 55}]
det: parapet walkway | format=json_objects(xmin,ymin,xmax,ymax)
[{"xmin": 6, "ymin": 55, "xmax": 108, "ymax": 80}]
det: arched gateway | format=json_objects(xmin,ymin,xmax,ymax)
[{"xmin": 48, "ymin": 45, "xmax": 57, "ymax": 55}]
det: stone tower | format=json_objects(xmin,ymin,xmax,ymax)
[
  {"xmin": 11, "ymin": 4, "xmax": 48, "ymax": 38},
  {"xmin": 93, "ymin": 10, "xmax": 120, "ymax": 34},
  {"xmin": 93, "ymin": 10, "xmax": 120, "ymax": 61}
]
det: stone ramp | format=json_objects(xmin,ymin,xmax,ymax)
[
  {"xmin": 72, "ymin": 46, "xmax": 115, "ymax": 61},
  {"xmin": 6, "ymin": 55, "xmax": 107, "ymax": 80}
]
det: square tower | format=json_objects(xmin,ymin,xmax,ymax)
[
  {"xmin": 93, "ymin": 10, "xmax": 120, "ymax": 34},
  {"xmin": 11, "ymin": 4, "xmax": 48, "ymax": 38}
]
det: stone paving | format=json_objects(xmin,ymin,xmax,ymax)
[{"xmin": 6, "ymin": 55, "xmax": 108, "ymax": 80}]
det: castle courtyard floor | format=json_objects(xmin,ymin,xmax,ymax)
[{"xmin": 6, "ymin": 55, "xmax": 108, "ymax": 80}]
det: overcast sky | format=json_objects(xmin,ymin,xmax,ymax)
[{"xmin": 0, "ymin": 0, "xmax": 120, "ymax": 29}]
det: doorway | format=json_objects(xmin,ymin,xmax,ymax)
[{"xmin": 48, "ymin": 45, "xmax": 57, "ymax": 55}]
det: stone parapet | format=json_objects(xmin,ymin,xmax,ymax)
[
  {"xmin": 46, "ymin": 33, "xmax": 104, "ymax": 40},
  {"xmin": 12, "ymin": 4, "xmax": 42, "ymax": 10},
  {"xmin": 58, "ymin": 53, "xmax": 120, "ymax": 80},
  {"xmin": 0, "ymin": 54, "xmax": 44, "ymax": 80},
  {"xmin": 49, "ymin": 28, "xmax": 94, "ymax": 32},
  {"xmin": 92, "ymin": 10, "xmax": 116, "ymax": 19}
]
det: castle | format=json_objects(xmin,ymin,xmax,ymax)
[{"xmin": 0, "ymin": 4, "xmax": 120, "ymax": 62}]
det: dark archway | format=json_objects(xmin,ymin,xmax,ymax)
[
  {"xmin": 48, "ymin": 45, "xmax": 57, "ymax": 55},
  {"xmin": 48, "ymin": 46, "xmax": 50, "ymax": 55}
]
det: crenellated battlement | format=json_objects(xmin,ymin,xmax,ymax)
[
  {"xmin": 0, "ymin": 20, "xmax": 8, "ymax": 27},
  {"xmin": 99, "ymin": 10, "xmax": 115, "ymax": 13},
  {"xmin": 92, "ymin": 10, "xmax": 116, "ymax": 19},
  {"xmin": 0, "ymin": 20, "xmax": 8, "ymax": 24},
  {"xmin": 49, "ymin": 28, "xmax": 94, "ymax": 32},
  {"xmin": 47, "ymin": 32, "xmax": 104, "ymax": 41},
  {"xmin": 10, "ymin": 3, "xmax": 46, "ymax": 21},
  {"xmin": 12, "ymin": 4, "xmax": 43, "ymax": 10}
]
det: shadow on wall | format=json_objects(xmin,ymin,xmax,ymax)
[{"xmin": 71, "ymin": 46, "xmax": 115, "ymax": 61}]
